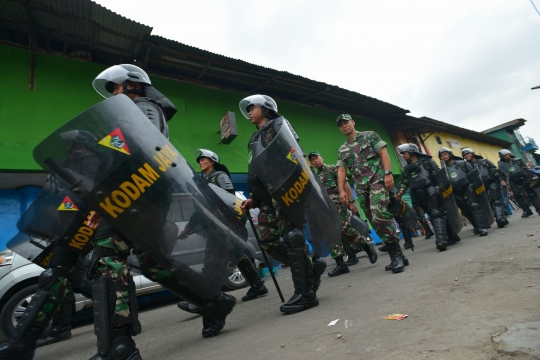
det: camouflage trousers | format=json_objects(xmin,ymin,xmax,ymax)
[
  {"xmin": 257, "ymin": 198, "xmax": 313, "ymax": 275},
  {"xmin": 510, "ymin": 181, "xmax": 540, "ymax": 211},
  {"xmin": 35, "ymin": 265, "xmax": 75, "ymax": 325},
  {"xmin": 329, "ymin": 195, "xmax": 368, "ymax": 259},
  {"xmin": 357, "ymin": 182, "xmax": 399, "ymax": 245}
]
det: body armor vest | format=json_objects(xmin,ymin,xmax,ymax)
[
  {"xmin": 508, "ymin": 160, "xmax": 526, "ymax": 181},
  {"xmin": 404, "ymin": 160, "xmax": 432, "ymax": 191},
  {"xmin": 446, "ymin": 161, "xmax": 469, "ymax": 195},
  {"xmin": 475, "ymin": 160, "xmax": 492, "ymax": 184}
]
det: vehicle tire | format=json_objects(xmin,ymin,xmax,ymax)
[
  {"xmin": 1, "ymin": 284, "xmax": 38, "ymax": 339},
  {"xmin": 222, "ymin": 264, "xmax": 248, "ymax": 291}
]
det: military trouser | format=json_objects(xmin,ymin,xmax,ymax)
[
  {"xmin": 356, "ymin": 182, "xmax": 400, "ymax": 245},
  {"xmin": 328, "ymin": 195, "xmax": 368, "ymax": 259},
  {"xmin": 257, "ymin": 198, "xmax": 313, "ymax": 276}
]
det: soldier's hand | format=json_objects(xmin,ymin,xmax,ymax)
[
  {"xmin": 339, "ymin": 191, "xmax": 349, "ymax": 205},
  {"xmin": 384, "ymin": 174, "xmax": 395, "ymax": 191},
  {"xmin": 241, "ymin": 199, "xmax": 254, "ymax": 213},
  {"xmin": 87, "ymin": 211, "xmax": 101, "ymax": 229},
  {"xmin": 348, "ymin": 202, "xmax": 358, "ymax": 215}
]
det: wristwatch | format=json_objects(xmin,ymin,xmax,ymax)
[
  {"xmin": 384, "ymin": 170, "xmax": 392, "ymax": 175},
  {"xmin": 348, "ymin": 199, "xmax": 356, "ymax": 203}
]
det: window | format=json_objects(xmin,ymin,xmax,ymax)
[{"xmin": 435, "ymin": 136, "xmax": 442, "ymax": 144}]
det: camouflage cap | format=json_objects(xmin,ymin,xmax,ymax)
[
  {"xmin": 307, "ymin": 150, "xmax": 320, "ymax": 160},
  {"xmin": 336, "ymin": 114, "xmax": 352, "ymax": 125}
]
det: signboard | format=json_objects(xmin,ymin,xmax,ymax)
[{"xmin": 217, "ymin": 111, "xmax": 238, "ymax": 144}]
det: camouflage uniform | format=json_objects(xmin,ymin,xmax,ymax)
[
  {"xmin": 503, "ymin": 158, "xmax": 540, "ymax": 213},
  {"xmin": 314, "ymin": 164, "xmax": 368, "ymax": 258},
  {"xmin": 337, "ymin": 130, "xmax": 400, "ymax": 245}
]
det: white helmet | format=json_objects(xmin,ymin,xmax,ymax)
[
  {"xmin": 238, "ymin": 94, "xmax": 278, "ymax": 119},
  {"xmin": 194, "ymin": 149, "xmax": 220, "ymax": 164},
  {"xmin": 92, "ymin": 64, "xmax": 151, "ymax": 98}
]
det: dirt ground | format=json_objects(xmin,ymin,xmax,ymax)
[{"xmin": 35, "ymin": 209, "xmax": 540, "ymax": 359}]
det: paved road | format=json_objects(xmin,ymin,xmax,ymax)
[{"xmin": 36, "ymin": 210, "xmax": 540, "ymax": 359}]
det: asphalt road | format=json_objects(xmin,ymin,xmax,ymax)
[{"xmin": 36, "ymin": 209, "xmax": 540, "ymax": 359}]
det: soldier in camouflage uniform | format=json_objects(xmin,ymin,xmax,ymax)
[
  {"xmin": 177, "ymin": 149, "xmax": 268, "ymax": 314},
  {"xmin": 308, "ymin": 150, "xmax": 377, "ymax": 277},
  {"xmin": 439, "ymin": 148, "xmax": 489, "ymax": 237},
  {"xmin": 335, "ymin": 114, "xmax": 406, "ymax": 273},
  {"xmin": 462, "ymin": 148, "xmax": 509, "ymax": 227},
  {"xmin": 240, "ymin": 94, "xmax": 327, "ymax": 314},
  {"xmin": 499, "ymin": 149, "xmax": 540, "ymax": 217}
]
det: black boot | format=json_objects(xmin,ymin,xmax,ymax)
[
  {"xmin": 89, "ymin": 326, "xmax": 141, "ymax": 360},
  {"xmin": 424, "ymin": 230, "xmax": 434, "ymax": 239},
  {"xmin": 280, "ymin": 244, "xmax": 318, "ymax": 314},
  {"xmin": 0, "ymin": 327, "xmax": 40, "ymax": 360},
  {"xmin": 385, "ymin": 242, "xmax": 405, "ymax": 273},
  {"xmin": 201, "ymin": 293, "xmax": 236, "ymax": 338},
  {"xmin": 494, "ymin": 204, "xmax": 509, "ymax": 228},
  {"xmin": 177, "ymin": 301, "xmax": 204, "ymax": 315},
  {"xmin": 402, "ymin": 227, "xmax": 414, "ymax": 251},
  {"xmin": 378, "ymin": 244, "xmax": 388, "ymax": 252},
  {"xmin": 447, "ymin": 233, "xmax": 461, "ymax": 245},
  {"xmin": 471, "ymin": 208, "xmax": 488, "ymax": 236},
  {"xmin": 385, "ymin": 246, "xmax": 409, "ymax": 271},
  {"xmin": 312, "ymin": 258, "xmax": 327, "ymax": 291},
  {"xmin": 345, "ymin": 253, "xmax": 359, "ymax": 266},
  {"xmin": 521, "ymin": 208, "xmax": 533, "ymax": 218},
  {"xmin": 237, "ymin": 256, "xmax": 268, "ymax": 301},
  {"xmin": 432, "ymin": 218, "xmax": 448, "ymax": 251},
  {"xmin": 328, "ymin": 256, "xmax": 349, "ymax": 277},
  {"xmin": 363, "ymin": 242, "xmax": 378, "ymax": 263},
  {"xmin": 36, "ymin": 293, "xmax": 74, "ymax": 347}
]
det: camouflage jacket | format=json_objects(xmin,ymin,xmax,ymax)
[
  {"xmin": 399, "ymin": 157, "xmax": 440, "ymax": 193},
  {"xmin": 315, "ymin": 164, "xmax": 339, "ymax": 196},
  {"xmin": 336, "ymin": 130, "xmax": 387, "ymax": 192}
]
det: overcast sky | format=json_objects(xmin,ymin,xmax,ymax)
[{"xmin": 95, "ymin": 0, "xmax": 540, "ymax": 143}]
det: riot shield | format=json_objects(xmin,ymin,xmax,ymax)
[
  {"xmin": 389, "ymin": 195, "xmax": 418, "ymax": 228},
  {"xmin": 498, "ymin": 161, "xmax": 510, "ymax": 199},
  {"xmin": 7, "ymin": 232, "xmax": 54, "ymax": 268},
  {"xmin": 350, "ymin": 213, "xmax": 370, "ymax": 237},
  {"xmin": 466, "ymin": 168, "xmax": 495, "ymax": 226},
  {"xmin": 435, "ymin": 167, "xmax": 463, "ymax": 234},
  {"xmin": 32, "ymin": 95, "xmax": 247, "ymax": 299},
  {"xmin": 249, "ymin": 119, "xmax": 341, "ymax": 251},
  {"xmin": 15, "ymin": 177, "xmax": 95, "ymax": 254}
]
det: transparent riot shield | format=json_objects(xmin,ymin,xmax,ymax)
[
  {"xmin": 7, "ymin": 232, "xmax": 54, "ymax": 268},
  {"xmin": 32, "ymin": 95, "xmax": 247, "ymax": 298},
  {"xmin": 350, "ymin": 213, "xmax": 370, "ymax": 237},
  {"xmin": 467, "ymin": 168, "xmax": 495, "ymax": 226},
  {"xmin": 248, "ymin": 118, "xmax": 341, "ymax": 251},
  {"xmin": 15, "ymin": 177, "xmax": 95, "ymax": 254},
  {"xmin": 389, "ymin": 193, "xmax": 418, "ymax": 228},
  {"xmin": 498, "ymin": 161, "xmax": 510, "ymax": 199},
  {"xmin": 435, "ymin": 167, "xmax": 463, "ymax": 234}
]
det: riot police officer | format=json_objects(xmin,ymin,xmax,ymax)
[
  {"xmin": 462, "ymin": 148, "xmax": 509, "ymax": 227},
  {"xmin": 240, "ymin": 94, "xmax": 335, "ymax": 314},
  {"xmin": 499, "ymin": 149, "xmax": 540, "ymax": 217},
  {"xmin": 439, "ymin": 148, "xmax": 489, "ymax": 236},
  {"xmin": 178, "ymin": 149, "xmax": 268, "ymax": 314},
  {"xmin": 395, "ymin": 144, "xmax": 461, "ymax": 251}
]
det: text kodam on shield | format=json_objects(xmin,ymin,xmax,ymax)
[{"xmin": 98, "ymin": 144, "xmax": 180, "ymax": 219}]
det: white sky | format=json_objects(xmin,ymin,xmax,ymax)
[{"xmin": 95, "ymin": 0, "xmax": 540, "ymax": 145}]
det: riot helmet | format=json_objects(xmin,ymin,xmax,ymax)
[
  {"xmin": 59, "ymin": 130, "xmax": 98, "ymax": 152},
  {"xmin": 396, "ymin": 144, "xmax": 420, "ymax": 156},
  {"xmin": 194, "ymin": 149, "xmax": 220, "ymax": 164},
  {"xmin": 239, "ymin": 94, "xmax": 278, "ymax": 119},
  {"xmin": 92, "ymin": 64, "xmax": 177, "ymax": 121},
  {"xmin": 498, "ymin": 149, "xmax": 515, "ymax": 158},
  {"xmin": 438, "ymin": 147, "xmax": 462, "ymax": 160},
  {"xmin": 461, "ymin": 148, "xmax": 474, "ymax": 157}
]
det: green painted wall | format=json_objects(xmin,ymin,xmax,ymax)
[
  {"xmin": 1, "ymin": 45, "xmax": 401, "ymax": 177},
  {"xmin": 484, "ymin": 128, "xmax": 525, "ymax": 162}
]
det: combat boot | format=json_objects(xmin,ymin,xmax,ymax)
[
  {"xmin": 378, "ymin": 244, "xmax": 388, "ymax": 252},
  {"xmin": 521, "ymin": 208, "xmax": 533, "ymax": 218},
  {"xmin": 0, "ymin": 326, "xmax": 41, "ymax": 360},
  {"xmin": 280, "ymin": 245, "xmax": 318, "ymax": 314},
  {"xmin": 328, "ymin": 256, "xmax": 349, "ymax": 277},
  {"xmin": 363, "ymin": 242, "xmax": 378, "ymax": 264},
  {"xmin": 385, "ymin": 246, "xmax": 409, "ymax": 271},
  {"xmin": 345, "ymin": 253, "xmax": 359, "ymax": 266},
  {"xmin": 385, "ymin": 242, "xmax": 405, "ymax": 273},
  {"xmin": 201, "ymin": 293, "xmax": 236, "ymax": 338},
  {"xmin": 402, "ymin": 230, "xmax": 414, "ymax": 251},
  {"xmin": 237, "ymin": 256, "xmax": 268, "ymax": 301},
  {"xmin": 36, "ymin": 293, "xmax": 74, "ymax": 347},
  {"xmin": 424, "ymin": 230, "xmax": 434, "ymax": 239},
  {"xmin": 312, "ymin": 258, "xmax": 327, "ymax": 291},
  {"xmin": 89, "ymin": 326, "xmax": 141, "ymax": 360},
  {"xmin": 432, "ymin": 218, "xmax": 448, "ymax": 251},
  {"xmin": 447, "ymin": 233, "xmax": 461, "ymax": 245},
  {"xmin": 177, "ymin": 301, "xmax": 203, "ymax": 315}
]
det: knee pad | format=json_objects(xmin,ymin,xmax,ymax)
[
  {"xmin": 283, "ymin": 229, "xmax": 305, "ymax": 248},
  {"xmin": 38, "ymin": 267, "xmax": 63, "ymax": 291},
  {"xmin": 494, "ymin": 200, "xmax": 503, "ymax": 207},
  {"xmin": 429, "ymin": 209, "xmax": 442, "ymax": 219},
  {"xmin": 470, "ymin": 202, "xmax": 481, "ymax": 211}
]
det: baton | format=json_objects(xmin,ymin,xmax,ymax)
[{"xmin": 247, "ymin": 215, "xmax": 285, "ymax": 303}]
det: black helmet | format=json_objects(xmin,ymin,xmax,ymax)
[{"xmin": 498, "ymin": 149, "xmax": 515, "ymax": 158}]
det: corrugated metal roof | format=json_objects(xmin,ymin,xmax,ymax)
[{"xmin": 482, "ymin": 118, "xmax": 526, "ymax": 134}]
